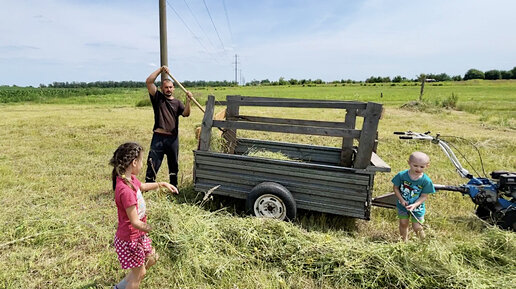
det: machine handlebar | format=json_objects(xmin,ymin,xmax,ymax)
[{"xmin": 394, "ymin": 130, "xmax": 472, "ymax": 179}]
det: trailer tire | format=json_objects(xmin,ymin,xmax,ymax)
[{"xmin": 246, "ymin": 182, "xmax": 296, "ymax": 221}]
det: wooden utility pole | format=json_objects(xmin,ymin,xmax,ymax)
[
  {"xmin": 419, "ymin": 74, "xmax": 425, "ymax": 101},
  {"xmin": 234, "ymin": 54, "xmax": 238, "ymax": 85},
  {"xmin": 159, "ymin": 0, "xmax": 168, "ymax": 82}
]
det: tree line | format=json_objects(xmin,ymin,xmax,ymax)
[
  {"xmin": 38, "ymin": 80, "xmax": 237, "ymax": 89},
  {"xmin": 11, "ymin": 66, "xmax": 515, "ymax": 88},
  {"xmin": 363, "ymin": 67, "xmax": 516, "ymax": 84}
]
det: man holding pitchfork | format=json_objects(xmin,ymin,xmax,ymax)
[{"xmin": 144, "ymin": 65, "xmax": 192, "ymax": 187}]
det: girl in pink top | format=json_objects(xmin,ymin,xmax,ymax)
[{"xmin": 109, "ymin": 142, "xmax": 178, "ymax": 289}]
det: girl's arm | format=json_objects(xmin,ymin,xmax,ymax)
[
  {"xmin": 140, "ymin": 182, "xmax": 179, "ymax": 194},
  {"xmin": 393, "ymin": 185, "xmax": 408, "ymax": 206},
  {"xmin": 406, "ymin": 194, "xmax": 429, "ymax": 211},
  {"xmin": 126, "ymin": 205, "xmax": 152, "ymax": 233}
]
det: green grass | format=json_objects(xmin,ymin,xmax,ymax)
[{"xmin": 0, "ymin": 81, "xmax": 515, "ymax": 288}]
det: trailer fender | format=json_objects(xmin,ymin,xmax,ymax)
[{"xmin": 246, "ymin": 182, "xmax": 296, "ymax": 221}]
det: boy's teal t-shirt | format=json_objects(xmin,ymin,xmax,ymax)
[{"xmin": 391, "ymin": 169, "xmax": 435, "ymax": 215}]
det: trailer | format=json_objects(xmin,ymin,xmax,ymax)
[{"xmin": 193, "ymin": 95, "xmax": 390, "ymax": 221}]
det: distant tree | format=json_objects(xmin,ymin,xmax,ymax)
[
  {"xmin": 365, "ymin": 76, "xmax": 381, "ymax": 83},
  {"xmin": 484, "ymin": 70, "xmax": 501, "ymax": 80},
  {"xmin": 260, "ymin": 79, "xmax": 270, "ymax": 85},
  {"xmin": 246, "ymin": 79, "xmax": 260, "ymax": 86},
  {"xmin": 427, "ymin": 73, "xmax": 451, "ymax": 81},
  {"xmin": 314, "ymin": 79, "xmax": 323, "ymax": 84},
  {"xmin": 278, "ymin": 77, "xmax": 287, "ymax": 86},
  {"xmin": 510, "ymin": 67, "xmax": 516, "ymax": 79},
  {"xmin": 392, "ymin": 75, "xmax": 403, "ymax": 83},
  {"xmin": 452, "ymin": 75, "xmax": 462, "ymax": 81},
  {"xmin": 288, "ymin": 78, "xmax": 298, "ymax": 85},
  {"xmin": 500, "ymin": 70, "xmax": 512, "ymax": 79},
  {"xmin": 464, "ymin": 69, "xmax": 484, "ymax": 80}
]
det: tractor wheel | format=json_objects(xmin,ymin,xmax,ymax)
[
  {"xmin": 245, "ymin": 182, "xmax": 296, "ymax": 221},
  {"xmin": 475, "ymin": 205, "xmax": 491, "ymax": 221},
  {"xmin": 498, "ymin": 209, "xmax": 516, "ymax": 231}
]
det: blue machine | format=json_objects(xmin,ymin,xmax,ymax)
[{"xmin": 395, "ymin": 131, "xmax": 516, "ymax": 231}]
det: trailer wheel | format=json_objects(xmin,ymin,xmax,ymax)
[{"xmin": 246, "ymin": 182, "xmax": 296, "ymax": 221}]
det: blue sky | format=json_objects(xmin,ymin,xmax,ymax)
[{"xmin": 1, "ymin": 0, "xmax": 515, "ymax": 87}]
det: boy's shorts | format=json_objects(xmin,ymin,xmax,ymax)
[
  {"xmin": 114, "ymin": 234, "xmax": 153, "ymax": 269},
  {"xmin": 397, "ymin": 208, "xmax": 425, "ymax": 223}
]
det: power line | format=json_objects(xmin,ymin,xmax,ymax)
[
  {"xmin": 166, "ymin": 0, "xmax": 210, "ymax": 52},
  {"xmin": 202, "ymin": 0, "xmax": 226, "ymax": 51},
  {"xmin": 182, "ymin": 0, "xmax": 216, "ymax": 49},
  {"xmin": 221, "ymin": 0, "xmax": 233, "ymax": 43}
]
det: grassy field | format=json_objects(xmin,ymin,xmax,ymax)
[{"xmin": 0, "ymin": 81, "xmax": 515, "ymax": 288}]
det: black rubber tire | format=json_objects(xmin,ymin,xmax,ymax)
[
  {"xmin": 245, "ymin": 182, "xmax": 296, "ymax": 221},
  {"xmin": 475, "ymin": 205, "xmax": 492, "ymax": 221},
  {"xmin": 498, "ymin": 209, "xmax": 516, "ymax": 231}
]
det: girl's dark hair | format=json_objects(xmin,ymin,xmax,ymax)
[{"xmin": 109, "ymin": 142, "xmax": 143, "ymax": 191}]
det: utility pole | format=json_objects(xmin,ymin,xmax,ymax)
[
  {"xmin": 159, "ymin": 0, "xmax": 168, "ymax": 82},
  {"xmin": 233, "ymin": 54, "xmax": 238, "ymax": 85}
]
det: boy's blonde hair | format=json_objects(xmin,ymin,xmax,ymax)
[{"xmin": 409, "ymin": 151, "xmax": 430, "ymax": 164}]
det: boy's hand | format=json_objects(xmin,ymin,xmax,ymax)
[
  {"xmin": 405, "ymin": 203, "xmax": 417, "ymax": 211},
  {"xmin": 161, "ymin": 182, "xmax": 179, "ymax": 194}
]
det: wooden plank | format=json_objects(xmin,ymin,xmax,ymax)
[
  {"xmin": 236, "ymin": 138, "xmax": 342, "ymax": 153},
  {"xmin": 225, "ymin": 95, "xmax": 368, "ymax": 109},
  {"xmin": 235, "ymin": 115, "xmax": 348, "ymax": 129},
  {"xmin": 198, "ymin": 95, "xmax": 215, "ymax": 151},
  {"xmin": 295, "ymin": 199, "xmax": 366, "ymax": 219},
  {"xmin": 371, "ymin": 192, "xmax": 397, "ymax": 209},
  {"xmin": 194, "ymin": 167, "xmax": 369, "ymax": 197},
  {"xmin": 340, "ymin": 108, "xmax": 357, "ymax": 166},
  {"xmin": 212, "ymin": 120, "xmax": 361, "ymax": 138},
  {"xmin": 354, "ymin": 102, "xmax": 383, "ymax": 169},
  {"xmin": 366, "ymin": 152, "xmax": 391, "ymax": 172},
  {"xmin": 195, "ymin": 157, "xmax": 371, "ymax": 185},
  {"xmin": 223, "ymin": 96, "xmax": 240, "ymax": 154},
  {"xmin": 195, "ymin": 150, "xmax": 370, "ymax": 176},
  {"xmin": 225, "ymin": 100, "xmax": 368, "ymax": 109},
  {"xmin": 194, "ymin": 152, "xmax": 372, "ymax": 181}
]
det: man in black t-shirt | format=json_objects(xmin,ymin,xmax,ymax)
[{"xmin": 144, "ymin": 66, "xmax": 192, "ymax": 186}]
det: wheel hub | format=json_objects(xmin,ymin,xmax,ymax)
[{"xmin": 254, "ymin": 194, "xmax": 287, "ymax": 219}]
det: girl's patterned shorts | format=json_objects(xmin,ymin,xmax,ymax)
[{"xmin": 114, "ymin": 234, "xmax": 153, "ymax": 269}]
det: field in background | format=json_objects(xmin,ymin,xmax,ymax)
[
  {"xmin": 3, "ymin": 79, "xmax": 514, "ymax": 129},
  {"xmin": 0, "ymin": 81, "xmax": 515, "ymax": 288}
]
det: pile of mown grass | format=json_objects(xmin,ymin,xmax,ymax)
[{"xmin": 144, "ymin": 193, "xmax": 516, "ymax": 288}]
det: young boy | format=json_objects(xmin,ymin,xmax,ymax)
[{"xmin": 392, "ymin": 151, "xmax": 435, "ymax": 241}]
